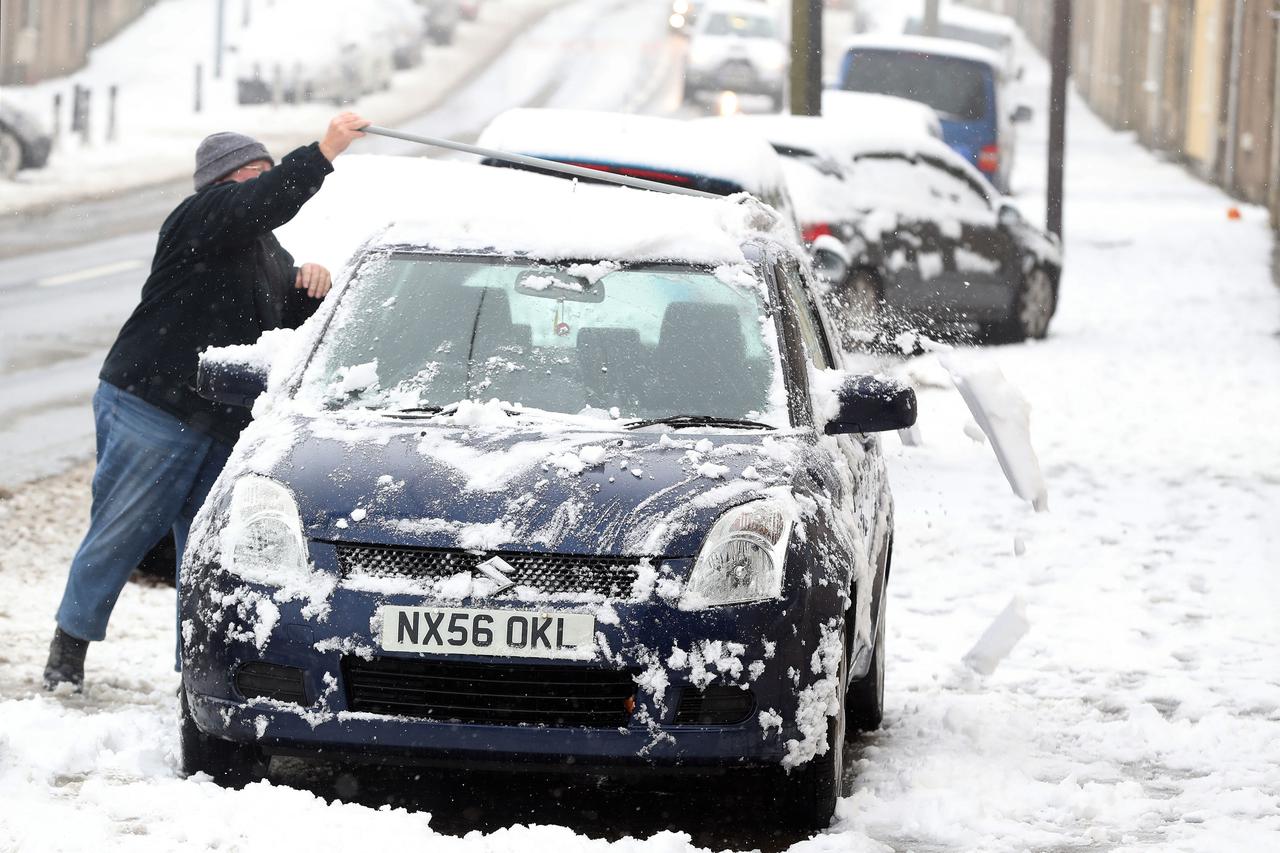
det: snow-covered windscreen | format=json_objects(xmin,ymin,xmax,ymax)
[{"xmin": 299, "ymin": 253, "xmax": 783, "ymax": 423}]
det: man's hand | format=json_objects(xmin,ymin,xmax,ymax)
[
  {"xmin": 319, "ymin": 112, "xmax": 369, "ymax": 162},
  {"xmin": 295, "ymin": 263, "xmax": 332, "ymax": 299}
]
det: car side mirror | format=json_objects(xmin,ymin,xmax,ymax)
[
  {"xmin": 1011, "ymin": 104, "xmax": 1033, "ymax": 123},
  {"xmin": 997, "ymin": 202, "xmax": 1024, "ymax": 229},
  {"xmin": 825, "ymin": 375, "xmax": 917, "ymax": 435},
  {"xmin": 197, "ymin": 348, "xmax": 268, "ymax": 408},
  {"xmin": 809, "ymin": 233, "xmax": 850, "ymax": 284}
]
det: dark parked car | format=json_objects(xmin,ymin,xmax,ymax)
[
  {"xmin": 0, "ymin": 101, "xmax": 53, "ymax": 180},
  {"xmin": 721, "ymin": 115, "xmax": 1061, "ymax": 343},
  {"xmin": 178, "ymin": 166, "xmax": 914, "ymax": 830}
]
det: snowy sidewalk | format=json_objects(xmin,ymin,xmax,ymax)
[
  {"xmin": 2, "ymin": 19, "xmax": 1279, "ymax": 853},
  {"xmin": 0, "ymin": 0, "xmax": 570, "ymax": 217}
]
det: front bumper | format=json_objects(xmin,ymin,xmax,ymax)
[
  {"xmin": 686, "ymin": 63, "xmax": 784, "ymax": 97},
  {"xmin": 182, "ymin": 553, "xmax": 840, "ymax": 773}
]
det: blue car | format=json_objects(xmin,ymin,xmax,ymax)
[
  {"xmin": 178, "ymin": 170, "xmax": 915, "ymax": 829},
  {"xmin": 835, "ymin": 34, "xmax": 1031, "ymax": 193}
]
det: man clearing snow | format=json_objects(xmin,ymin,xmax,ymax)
[{"xmin": 42, "ymin": 112, "xmax": 369, "ymax": 691}]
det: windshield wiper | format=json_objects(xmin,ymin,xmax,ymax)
[
  {"xmin": 381, "ymin": 405, "xmax": 446, "ymax": 418},
  {"xmin": 623, "ymin": 414, "xmax": 776, "ymax": 431}
]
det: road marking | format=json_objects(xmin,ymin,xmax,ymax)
[{"xmin": 37, "ymin": 259, "xmax": 146, "ymax": 288}]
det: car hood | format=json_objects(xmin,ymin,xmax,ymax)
[{"xmin": 241, "ymin": 411, "xmax": 809, "ymax": 558}]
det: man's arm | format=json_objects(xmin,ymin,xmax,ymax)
[{"xmin": 191, "ymin": 113, "xmax": 367, "ymax": 246}]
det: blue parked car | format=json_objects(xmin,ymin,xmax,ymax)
[
  {"xmin": 178, "ymin": 165, "xmax": 915, "ymax": 830},
  {"xmin": 835, "ymin": 34, "xmax": 1032, "ymax": 193}
]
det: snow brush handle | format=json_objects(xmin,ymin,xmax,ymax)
[{"xmin": 359, "ymin": 125, "xmax": 720, "ymax": 200}]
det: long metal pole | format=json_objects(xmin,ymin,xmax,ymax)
[
  {"xmin": 215, "ymin": 0, "xmax": 226, "ymax": 79},
  {"xmin": 1223, "ymin": 0, "xmax": 1246, "ymax": 190},
  {"xmin": 360, "ymin": 126, "xmax": 722, "ymax": 200},
  {"xmin": 923, "ymin": 0, "xmax": 941, "ymax": 37},
  {"xmin": 788, "ymin": 0, "xmax": 823, "ymax": 116},
  {"xmin": 1046, "ymin": 0, "xmax": 1072, "ymax": 240}
]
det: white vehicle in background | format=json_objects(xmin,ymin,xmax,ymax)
[
  {"xmin": 904, "ymin": 4, "xmax": 1022, "ymax": 80},
  {"xmin": 683, "ymin": 1, "xmax": 788, "ymax": 111},
  {"xmin": 235, "ymin": 0, "xmax": 398, "ymax": 105},
  {"xmin": 820, "ymin": 90, "xmax": 944, "ymax": 141}
]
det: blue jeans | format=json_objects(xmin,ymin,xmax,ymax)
[{"xmin": 56, "ymin": 382, "xmax": 232, "ymax": 647}]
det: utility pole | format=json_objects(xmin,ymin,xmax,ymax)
[
  {"xmin": 923, "ymin": 0, "xmax": 941, "ymax": 37},
  {"xmin": 1046, "ymin": 0, "xmax": 1072, "ymax": 240},
  {"xmin": 214, "ymin": 0, "xmax": 226, "ymax": 79},
  {"xmin": 789, "ymin": 0, "xmax": 823, "ymax": 115}
]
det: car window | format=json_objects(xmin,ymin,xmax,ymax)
[
  {"xmin": 775, "ymin": 260, "xmax": 832, "ymax": 370},
  {"xmin": 704, "ymin": 11, "xmax": 778, "ymax": 38},
  {"xmin": 918, "ymin": 156, "xmax": 992, "ymax": 214},
  {"xmin": 841, "ymin": 50, "xmax": 992, "ymax": 121},
  {"xmin": 300, "ymin": 254, "xmax": 786, "ymax": 424}
]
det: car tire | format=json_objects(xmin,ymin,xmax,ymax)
[
  {"xmin": 846, "ymin": 591, "xmax": 885, "ymax": 733},
  {"xmin": 179, "ymin": 689, "xmax": 267, "ymax": 788},
  {"xmin": 777, "ymin": 651, "xmax": 847, "ymax": 830},
  {"xmin": 983, "ymin": 267, "xmax": 1055, "ymax": 343},
  {"xmin": 0, "ymin": 129, "xmax": 24, "ymax": 180}
]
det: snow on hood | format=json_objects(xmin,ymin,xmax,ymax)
[
  {"xmin": 274, "ymin": 156, "xmax": 785, "ymax": 277},
  {"xmin": 820, "ymin": 90, "xmax": 945, "ymax": 141},
  {"xmin": 229, "ymin": 404, "xmax": 806, "ymax": 560}
]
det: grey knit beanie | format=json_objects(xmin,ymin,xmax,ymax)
[{"xmin": 193, "ymin": 131, "xmax": 274, "ymax": 189}]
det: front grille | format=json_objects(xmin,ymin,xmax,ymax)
[
  {"xmin": 334, "ymin": 543, "xmax": 647, "ymax": 597},
  {"xmin": 343, "ymin": 656, "xmax": 636, "ymax": 727}
]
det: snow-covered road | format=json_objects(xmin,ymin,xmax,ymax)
[{"xmin": 2, "ymin": 15, "xmax": 1279, "ymax": 853}]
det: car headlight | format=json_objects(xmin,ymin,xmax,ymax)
[
  {"xmin": 222, "ymin": 475, "xmax": 308, "ymax": 580},
  {"xmin": 680, "ymin": 500, "xmax": 792, "ymax": 609}
]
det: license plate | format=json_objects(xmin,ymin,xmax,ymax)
[{"xmin": 380, "ymin": 605, "xmax": 596, "ymax": 660}]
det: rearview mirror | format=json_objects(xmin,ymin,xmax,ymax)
[
  {"xmin": 825, "ymin": 375, "xmax": 917, "ymax": 435},
  {"xmin": 809, "ymin": 234, "xmax": 850, "ymax": 284},
  {"xmin": 197, "ymin": 349, "xmax": 268, "ymax": 408},
  {"xmin": 1011, "ymin": 104, "xmax": 1033, "ymax": 123}
]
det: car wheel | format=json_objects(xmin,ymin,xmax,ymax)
[
  {"xmin": 179, "ymin": 689, "xmax": 266, "ymax": 788},
  {"xmin": 777, "ymin": 651, "xmax": 847, "ymax": 830},
  {"xmin": 846, "ymin": 590, "xmax": 885, "ymax": 733},
  {"xmin": 0, "ymin": 129, "xmax": 24, "ymax": 180},
  {"xmin": 984, "ymin": 267, "xmax": 1055, "ymax": 343}
]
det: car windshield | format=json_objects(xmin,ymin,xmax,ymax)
[
  {"xmin": 299, "ymin": 253, "xmax": 785, "ymax": 424},
  {"xmin": 705, "ymin": 11, "xmax": 777, "ymax": 38},
  {"xmin": 841, "ymin": 50, "xmax": 991, "ymax": 121}
]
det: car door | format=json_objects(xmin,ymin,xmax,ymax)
[{"xmin": 775, "ymin": 255, "xmax": 889, "ymax": 660}]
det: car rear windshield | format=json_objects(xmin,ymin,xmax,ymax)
[
  {"xmin": 704, "ymin": 11, "xmax": 777, "ymax": 38},
  {"xmin": 300, "ymin": 254, "xmax": 785, "ymax": 423},
  {"xmin": 841, "ymin": 50, "xmax": 991, "ymax": 121}
]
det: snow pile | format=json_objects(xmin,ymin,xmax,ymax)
[{"xmin": 940, "ymin": 352, "xmax": 1048, "ymax": 512}]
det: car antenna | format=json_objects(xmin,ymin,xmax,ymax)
[{"xmin": 361, "ymin": 125, "xmax": 721, "ymax": 200}]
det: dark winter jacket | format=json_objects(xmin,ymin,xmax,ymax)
[{"xmin": 100, "ymin": 142, "xmax": 334, "ymax": 445}]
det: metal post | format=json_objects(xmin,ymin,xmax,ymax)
[
  {"xmin": 789, "ymin": 0, "xmax": 823, "ymax": 115},
  {"xmin": 215, "ymin": 0, "xmax": 226, "ymax": 79},
  {"xmin": 923, "ymin": 0, "xmax": 941, "ymax": 37},
  {"xmin": 195, "ymin": 63, "xmax": 204, "ymax": 112},
  {"xmin": 52, "ymin": 93, "xmax": 62, "ymax": 143},
  {"xmin": 1046, "ymin": 0, "xmax": 1072, "ymax": 240},
  {"xmin": 1223, "ymin": 0, "xmax": 1246, "ymax": 190},
  {"xmin": 78, "ymin": 88, "xmax": 91, "ymax": 145},
  {"xmin": 107, "ymin": 85, "xmax": 118, "ymax": 142}
]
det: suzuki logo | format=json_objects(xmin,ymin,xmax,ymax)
[{"xmin": 474, "ymin": 556, "xmax": 517, "ymax": 596}]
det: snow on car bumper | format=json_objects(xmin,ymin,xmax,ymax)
[{"xmin": 181, "ymin": 558, "xmax": 839, "ymax": 771}]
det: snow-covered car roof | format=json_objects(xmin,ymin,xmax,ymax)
[
  {"xmin": 475, "ymin": 108, "xmax": 790, "ymax": 199},
  {"xmin": 699, "ymin": 0, "xmax": 779, "ymax": 20},
  {"xmin": 708, "ymin": 113, "xmax": 949, "ymax": 162},
  {"xmin": 819, "ymin": 91, "xmax": 943, "ymax": 141},
  {"xmin": 274, "ymin": 155, "xmax": 788, "ymax": 275},
  {"xmin": 841, "ymin": 33, "xmax": 1004, "ymax": 72}
]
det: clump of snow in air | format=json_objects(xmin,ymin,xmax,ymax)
[{"xmin": 962, "ymin": 595, "xmax": 1031, "ymax": 675}]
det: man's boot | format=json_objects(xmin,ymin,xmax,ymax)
[{"xmin": 43, "ymin": 627, "xmax": 89, "ymax": 692}]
